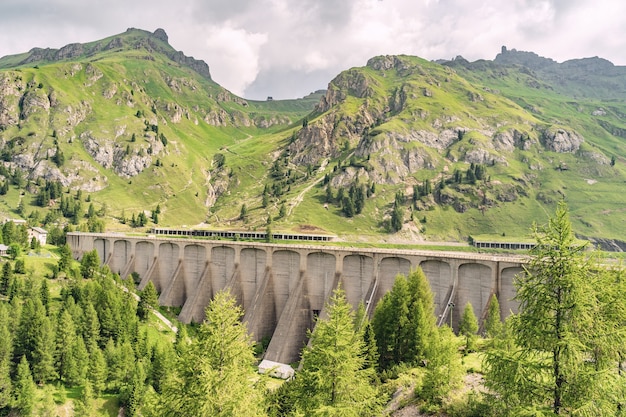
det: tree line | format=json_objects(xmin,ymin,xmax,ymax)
[{"xmin": 1, "ymin": 202, "xmax": 624, "ymax": 416}]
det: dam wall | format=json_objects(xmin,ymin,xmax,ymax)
[{"xmin": 68, "ymin": 232, "xmax": 526, "ymax": 364}]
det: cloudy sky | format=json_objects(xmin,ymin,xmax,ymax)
[{"xmin": 1, "ymin": 0, "xmax": 624, "ymax": 100}]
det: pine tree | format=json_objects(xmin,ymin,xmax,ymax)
[
  {"xmin": 40, "ymin": 279, "xmax": 50, "ymax": 315},
  {"xmin": 458, "ymin": 302, "xmax": 479, "ymax": 353},
  {"xmin": 81, "ymin": 303, "xmax": 101, "ymax": 349},
  {"xmin": 484, "ymin": 202, "xmax": 623, "ymax": 415},
  {"xmin": 73, "ymin": 380, "xmax": 94, "ymax": 417},
  {"xmin": 285, "ymin": 287, "xmax": 382, "ymax": 416},
  {"xmin": 342, "ymin": 195, "xmax": 355, "ymax": 217},
  {"xmin": 31, "ymin": 315, "xmax": 58, "ymax": 384},
  {"xmin": 0, "ymin": 262, "xmax": 12, "ymax": 295},
  {"xmin": 159, "ymin": 290, "xmax": 267, "ymax": 416},
  {"xmin": 56, "ymin": 309, "xmax": 78, "ymax": 384},
  {"xmin": 14, "ymin": 355, "xmax": 36, "ymax": 417},
  {"xmin": 390, "ymin": 202, "xmax": 403, "ymax": 232},
  {"xmin": 80, "ymin": 249, "xmax": 100, "ymax": 279},
  {"xmin": 87, "ymin": 342, "xmax": 107, "ymax": 395},
  {"xmin": 484, "ymin": 294, "xmax": 502, "ymax": 338},
  {"xmin": 0, "ymin": 304, "xmax": 13, "ymax": 409},
  {"xmin": 420, "ymin": 326, "xmax": 463, "ymax": 404},
  {"xmin": 138, "ymin": 281, "xmax": 159, "ymax": 321},
  {"xmin": 372, "ymin": 269, "xmax": 439, "ymax": 370}
]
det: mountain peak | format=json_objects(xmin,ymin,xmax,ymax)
[
  {"xmin": 152, "ymin": 28, "xmax": 169, "ymax": 43},
  {"xmin": 0, "ymin": 27, "xmax": 212, "ymax": 80}
]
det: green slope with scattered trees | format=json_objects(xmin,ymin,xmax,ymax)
[{"xmin": 0, "ymin": 29, "xmax": 624, "ymax": 248}]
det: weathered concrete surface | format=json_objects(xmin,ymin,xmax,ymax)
[{"xmin": 68, "ymin": 232, "xmax": 526, "ymax": 364}]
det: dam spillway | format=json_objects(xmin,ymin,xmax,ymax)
[{"xmin": 67, "ymin": 232, "xmax": 526, "ymax": 364}]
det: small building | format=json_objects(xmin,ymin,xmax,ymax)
[
  {"xmin": 0, "ymin": 244, "xmax": 8, "ymax": 257},
  {"xmin": 28, "ymin": 227, "xmax": 48, "ymax": 246}
]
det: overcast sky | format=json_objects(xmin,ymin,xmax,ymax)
[{"xmin": 1, "ymin": 0, "xmax": 624, "ymax": 100}]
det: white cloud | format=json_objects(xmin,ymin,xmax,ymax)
[
  {"xmin": 0, "ymin": 0, "xmax": 624, "ymax": 98},
  {"xmin": 202, "ymin": 23, "xmax": 268, "ymax": 96}
]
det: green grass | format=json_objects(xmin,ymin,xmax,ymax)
[{"xmin": 0, "ymin": 36, "xmax": 624, "ymax": 246}]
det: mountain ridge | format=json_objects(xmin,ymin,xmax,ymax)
[{"xmin": 0, "ymin": 30, "xmax": 624, "ymax": 247}]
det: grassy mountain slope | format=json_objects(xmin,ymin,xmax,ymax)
[
  {"xmin": 0, "ymin": 31, "xmax": 624, "ymax": 246},
  {"xmin": 0, "ymin": 29, "xmax": 317, "ymax": 227}
]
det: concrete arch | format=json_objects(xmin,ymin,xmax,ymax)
[
  {"xmin": 420, "ymin": 259, "xmax": 452, "ymax": 314},
  {"xmin": 272, "ymin": 250, "xmax": 301, "ymax": 318},
  {"xmin": 135, "ymin": 241, "xmax": 154, "ymax": 282},
  {"xmin": 378, "ymin": 256, "xmax": 411, "ymax": 297},
  {"xmin": 110, "ymin": 240, "xmax": 131, "ymax": 275},
  {"xmin": 457, "ymin": 263, "xmax": 493, "ymax": 326},
  {"xmin": 501, "ymin": 267, "xmax": 524, "ymax": 316},
  {"xmin": 307, "ymin": 252, "xmax": 337, "ymax": 311},
  {"xmin": 157, "ymin": 242, "xmax": 180, "ymax": 292},
  {"xmin": 240, "ymin": 248, "xmax": 267, "ymax": 309},
  {"xmin": 342, "ymin": 254, "xmax": 374, "ymax": 308},
  {"xmin": 94, "ymin": 238, "xmax": 109, "ymax": 266},
  {"xmin": 183, "ymin": 244, "xmax": 207, "ymax": 302},
  {"xmin": 211, "ymin": 246, "xmax": 235, "ymax": 293}
]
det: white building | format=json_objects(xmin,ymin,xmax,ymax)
[{"xmin": 28, "ymin": 227, "xmax": 48, "ymax": 246}]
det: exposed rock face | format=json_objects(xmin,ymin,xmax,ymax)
[
  {"xmin": 20, "ymin": 88, "xmax": 51, "ymax": 119},
  {"xmin": 542, "ymin": 127, "xmax": 583, "ymax": 153},
  {"xmin": 317, "ymin": 69, "xmax": 376, "ymax": 112},
  {"xmin": 81, "ymin": 131, "xmax": 163, "ymax": 178},
  {"xmin": 0, "ymin": 73, "xmax": 24, "ymax": 129},
  {"xmin": 493, "ymin": 129, "xmax": 533, "ymax": 151},
  {"xmin": 288, "ymin": 116, "xmax": 337, "ymax": 165}
]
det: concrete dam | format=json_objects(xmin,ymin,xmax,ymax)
[{"xmin": 67, "ymin": 232, "xmax": 526, "ymax": 365}]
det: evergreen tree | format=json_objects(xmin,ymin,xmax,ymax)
[
  {"xmin": 80, "ymin": 249, "xmax": 100, "ymax": 279},
  {"xmin": 420, "ymin": 326, "xmax": 463, "ymax": 405},
  {"xmin": 14, "ymin": 355, "xmax": 36, "ymax": 417},
  {"xmin": 372, "ymin": 269, "xmax": 439, "ymax": 370},
  {"xmin": 31, "ymin": 315, "xmax": 58, "ymax": 384},
  {"xmin": 14, "ymin": 298, "xmax": 46, "ymax": 367},
  {"xmin": 150, "ymin": 344, "xmax": 175, "ymax": 394},
  {"xmin": 325, "ymin": 184, "xmax": 333, "ymax": 204},
  {"xmin": 0, "ymin": 262, "xmax": 12, "ymax": 295},
  {"xmin": 390, "ymin": 202, "xmax": 403, "ymax": 232},
  {"xmin": 81, "ymin": 303, "xmax": 101, "ymax": 349},
  {"xmin": 159, "ymin": 290, "xmax": 267, "ymax": 416},
  {"xmin": 36, "ymin": 385, "xmax": 57, "ymax": 417},
  {"xmin": 342, "ymin": 195, "xmax": 355, "ymax": 217},
  {"xmin": 73, "ymin": 380, "xmax": 95, "ymax": 417},
  {"xmin": 484, "ymin": 202, "xmax": 623, "ymax": 415},
  {"xmin": 0, "ymin": 304, "xmax": 13, "ymax": 410},
  {"xmin": 484, "ymin": 294, "xmax": 502, "ymax": 338},
  {"xmin": 40, "ymin": 278, "xmax": 51, "ymax": 314},
  {"xmin": 56, "ymin": 309, "xmax": 78, "ymax": 385},
  {"xmin": 285, "ymin": 287, "xmax": 382, "ymax": 416},
  {"xmin": 87, "ymin": 342, "xmax": 107, "ymax": 395},
  {"xmin": 458, "ymin": 302, "xmax": 479, "ymax": 353},
  {"xmin": 262, "ymin": 190, "xmax": 270, "ymax": 208},
  {"xmin": 138, "ymin": 281, "xmax": 159, "ymax": 321}
]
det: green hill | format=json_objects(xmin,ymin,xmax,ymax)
[{"xmin": 0, "ymin": 30, "xmax": 624, "ymax": 248}]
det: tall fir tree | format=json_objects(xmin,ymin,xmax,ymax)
[
  {"xmin": 14, "ymin": 355, "xmax": 36, "ymax": 417},
  {"xmin": 159, "ymin": 290, "xmax": 267, "ymax": 416},
  {"xmin": 484, "ymin": 202, "xmax": 626, "ymax": 415},
  {"xmin": 372, "ymin": 268, "xmax": 439, "ymax": 370},
  {"xmin": 484, "ymin": 294, "xmax": 502, "ymax": 338},
  {"xmin": 458, "ymin": 302, "xmax": 479, "ymax": 353},
  {"xmin": 284, "ymin": 286, "xmax": 383, "ymax": 416}
]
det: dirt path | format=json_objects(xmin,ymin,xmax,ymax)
[{"xmin": 287, "ymin": 158, "xmax": 328, "ymax": 216}]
